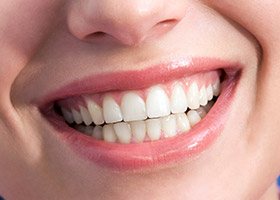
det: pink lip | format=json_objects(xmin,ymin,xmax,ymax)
[
  {"xmin": 40, "ymin": 57, "xmax": 239, "ymax": 107},
  {"xmin": 42, "ymin": 57, "xmax": 241, "ymax": 170}
]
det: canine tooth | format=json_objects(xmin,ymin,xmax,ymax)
[
  {"xmin": 121, "ymin": 92, "xmax": 147, "ymax": 122},
  {"xmin": 187, "ymin": 110, "xmax": 201, "ymax": 127},
  {"xmin": 72, "ymin": 108, "xmax": 83, "ymax": 124},
  {"xmin": 79, "ymin": 106, "xmax": 92, "ymax": 125},
  {"xmin": 196, "ymin": 107, "xmax": 207, "ymax": 118},
  {"xmin": 103, "ymin": 96, "xmax": 123, "ymax": 123},
  {"xmin": 146, "ymin": 86, "xmax": 170, "ymax": 118},
  {"xmin": 130, "ymin": 121, "xmax": 146, "ymax": 143},
  {"xmin": 175, "ymin": 113, "xmax": 191, "ymax": 132},
  {"xmin": 213, "ymin": 80, "xmax": 221, "ymax": 96},
  {"xmin": 206, "ymin": 85, "xmax": 214, "ymax": 101},
  {"xmin": 161, "ymin": 115, "xmax": 177, "ymax": 138},
  {"xmin": 61, "ymin": 107, "xmax": 74, "ymax": 124},
  {"xmin": 187, "ymin": 82, "xmax": 200, "ymax": 109},
  {"xmin": 92, "ymin": 126, "xmax": 103, "ymax": 140},
  {"xmin": 199, "ymin": 86, "xmax": 208, "ymax": 106},
  {"xmin": 86, "ymin": 99, "xmax": 104, "ymax": 125},
  {"xmin": 113, "ymin": 122, "xmax": 132, "ymax": 144},
  {"xmin": 146, "ymin": 119, "xmax": 161, "ymax": 141},
  {"xmin": 103, "ymin": 125, "xmax": 117, "ymax": 143},
  {"xmin": 171, "ymin": 83, "xmax": 188, "ymax": 114}
]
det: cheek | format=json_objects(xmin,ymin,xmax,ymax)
[
  {"xmin": 0, "ymin": 0, "xmax": 64, "ymax": 104},
  {"xmin": 208, "ymin": 1, "xmax": 280, "ymax": 128},
  {"xmin": 207, "ymin": 0, "xmax": 280, "ymax": 191}
]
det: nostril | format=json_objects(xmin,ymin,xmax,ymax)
[
  {"xmin": 92, "ymin": 31, "xmax": 106, "ymax": 37},
  {"xmin": 82, "ymin": 19, "xmax": 179, "ymax": 44},
  {"xmin": 153, "ymin": 19, "xmax": 179, "ymax": 33},
  {"xmin": 157, "ymin": 19, "xmax": 178, "ymax": 27},
  {"xmin": 151, "ymin": 19, "xmax": 179, "ymax": 37},
  {"xmin": 85, "ymin": 31, "xmax": 107, "ymax": 40}
]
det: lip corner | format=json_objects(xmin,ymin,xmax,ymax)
[{"xmin": 42, "ymin": 58, "xmax": 241, "ymax": 171}]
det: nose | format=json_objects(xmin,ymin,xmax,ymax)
[{"xmin": 67, "ymin": 0, "xmax": 187, "ymax": 46}]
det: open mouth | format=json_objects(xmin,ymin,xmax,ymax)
[
  {"xmin": 41, "ymin": 58, "xmax": 241, "ymax": 170},
  {"xmin": 56, "ymin": 71, "xmax": 220, "ymax": 143}
]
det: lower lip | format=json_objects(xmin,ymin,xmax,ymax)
[{"xmin": 46, "ymin": 71, "xmax": 239, "ymax": 171}]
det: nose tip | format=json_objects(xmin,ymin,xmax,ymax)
[{"xmin": 67, "ymin": 0, "xmax": 187, "ymax": 46}]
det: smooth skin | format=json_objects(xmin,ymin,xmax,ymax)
[{"xmin": 0, "ymin": 0, "xmax": 280, "ymax": 199}]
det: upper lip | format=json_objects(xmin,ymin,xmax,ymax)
[{"xmin": 39, "ymin": 57, "xmax": 240, "ymax": 109}]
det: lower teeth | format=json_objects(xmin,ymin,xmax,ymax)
[{"xmin": 67, "ymin": 100, "xmax": 216, "ymax": 144}]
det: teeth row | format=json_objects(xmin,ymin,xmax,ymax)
[
  {"xmin": 61, "ymin": 80, "xmax": 220, "ymax": 125},
  {"xmin": 74, "ymin": 106, "xmax": 209, "ymax": 144}
]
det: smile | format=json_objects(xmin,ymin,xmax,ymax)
[
  {"xmin": 41, "ymin": 57, "xmax": 241, "ymax": 170},
  {"xmin": 58, "ymin": 70, "xmax": 220, "ymax": 143}
]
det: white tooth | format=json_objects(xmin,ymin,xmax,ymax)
[
  {"xmin": 187, "ymin": 110, "xmax": 201, "ymax": 127},
  {"xmin": 72, "ymin": 108, "xmax": 83, "ymax": 124},
  {"xmin": 175, "ymin": 113, "xmax": 191, "ymax": 133},
  {"xmin": 86, "ymin": 99, "xmax": 104, "ymax": 125},
  {"xmin": 61, "ymin": 107, "xmax": 74, "ymax": 124},
  {"xmin": 103, "ymin": 125, "xmax": 117, "ymax": 143},
  {"xmin": 130, "ymin": 121, "xmax": 146, "ymax": 143},
  {"xmin": 146, "ymin": 119, "xmax": 161, "ymax": 141},
  {"xmin": 213, "ymin": 80, "xmax": 221, "ymax": 96},
  {"xmin": 170, "ymin": 83, "xmax": 188, "ymax": 114},
  {"xmin": 161, "ymin": 115, "xmax": 177, "ymax": 138},
  {"xmin": 199, "ymin": 86, "xmax": 208, "ymax": 106},
  {"xmin": 187, "ymin": 82, "xmax": 200, "ymax": 109},
  {"xmin": 79, "ymin": 106, "xmax": 92, "ymax": 125},
  {"xmin": 84, "ymin": 126, "xmax": 93, "ymax": 135},
  {"xmin": 206, "ymin": 85, "xmax": 214, "ymax": 101},
  {"xmin": 103, "ymin": 95, "xmax": 123, "ymax": 123},
  {"xmin": 146, "ymin": 86, "xmax": 170, "ymax": 118},
  {"xmin": 121, "ymin": 92, "xmax": 147, "ymax": 122},
  {"xmin": 196, "ymin": 107, "xmax": 207, "ymax": 118},
  {"xmin": 113, "ymin": 122, "xmax": 132, "ymax": 144},
  {"xmin": 92, "ymin": 126, "xmax": 103, "ymax": 140}
]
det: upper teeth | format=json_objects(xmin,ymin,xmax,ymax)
[
  {"xmin": 102, "ymin": 95, "xmax": 123, "ymax": 123},
  {"xmin": 121, "ymin": 92, "xmax": 147, "ymax": 122},
  {"xmin": 86, "ymin": 99, "xmax": 104, "ymax": 125},
  {"xmin": 170, "ymin": 83, "xmax": 188, "ymax": 113},
  {"xmin": 146, "ymin": 86, "xmax": 171, "ymax": 118},
  {"xmin": 187, "ymin": 82, "xmax": 200, "ymax": 109},
  {"xmin": 60, "ymin": 79, "xmax": 220, "ymax": 125}
]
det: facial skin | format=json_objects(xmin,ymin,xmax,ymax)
[{"xmin": 0, "ymin": 0, "xmax": 280, "ymax": 199}]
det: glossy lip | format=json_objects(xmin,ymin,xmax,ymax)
[
  {"xmin": 39, "ymin": 57, "xmax": 239, "ymax": 107},
  {"xmin": 41, "ymin": 57, "xmax": 241, "ymax": 170}
]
